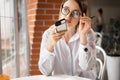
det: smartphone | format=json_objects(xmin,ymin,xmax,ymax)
[{"xmin": 55, "ymin": 18, "xmax": 67, "ymax": 32}]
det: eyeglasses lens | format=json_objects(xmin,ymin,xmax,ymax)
[{"xmin": 61, "ymin": 7, "xmax": 80, "ymax": 18}]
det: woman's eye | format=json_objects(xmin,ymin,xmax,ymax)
[
  {"xmin": 62, "ymin": 7, "xmax": 70, "ymax": 15},
  {"xmin": 64, "ymin": 8, "xmax": 69, "ymax": 13},
  {"xmin": 72, "ymin": 10, "xmax": 80, "ymax": 18}
]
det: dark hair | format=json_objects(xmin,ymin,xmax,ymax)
[
  {"xmin": 98, "ymin": 8, "xmax": 103, "ymax": 15},
  {"xmin": 60, "ymin": 0, "xmax": 88, "ymax": 15}
]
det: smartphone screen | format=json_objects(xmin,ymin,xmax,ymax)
[{"xmin": 55, "ymin": 18, "xmax": 67, "ymax": 32}]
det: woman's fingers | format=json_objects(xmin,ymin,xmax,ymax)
[
  {"xmin": 51, "ymin": 26, "xmax": 57, "ymax": 34},
  {"xmin": 80, "ymin": 15, "xmax": 91, "ymax": 27},
  {"xmin": 50, "ymin": 25, "xmax": 66, "ymax": 42},
  {"xmin": 54, "ymin": 31, "xmax": 66, "ymax": 37},
  {"xmin": 79, "ymin": 14, "xmax": 91, "ymax": 34}
]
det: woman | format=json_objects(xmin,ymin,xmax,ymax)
[{"xmin": 38, "ymin": 0, "xmax": 96, "ymax": 79}]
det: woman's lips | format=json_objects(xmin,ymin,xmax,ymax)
[{"xmin": 66, "ymin": 20, "xmax": 71, "ymax": 23}]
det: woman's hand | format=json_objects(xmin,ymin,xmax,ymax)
[
  {"xmin": 46, "ymin": 25, "xmax": 66, "ymax": 52},
  {"xmin": 79, "ymin": 14, "xmax": 91, "ymax": 45}
]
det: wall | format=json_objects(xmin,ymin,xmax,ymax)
[
  {"xmin": 88, "ymin": 0, "xmax": 120, "ymax": 24},
  {"xmin": 89, "ymin": 6, "xmax": 120, "ymax": 24},
  {"xmin": 26, "ymin": 0, "xmax": 61, "ymax": 75}
]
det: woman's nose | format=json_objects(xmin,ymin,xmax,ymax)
[{"xmin": 66, "ymin": 13, "xmax": 72, "ymax": 20}]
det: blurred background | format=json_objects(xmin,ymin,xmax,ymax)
[{"xmin": 0, "ymin": 0, "xmax": 120, "ymax": 80}]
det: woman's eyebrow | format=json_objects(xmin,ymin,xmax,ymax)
[
  {"xmin": 63, "ymin": 5, "xmax": 80, "ymax": 10},
  {"xmin": 63, "ymin": 6, "xmax": 69, "ymax": 8}
]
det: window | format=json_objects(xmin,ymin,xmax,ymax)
[{"xmin": 0, "ymin": 0, "xmax": 29, "ymax": 78}]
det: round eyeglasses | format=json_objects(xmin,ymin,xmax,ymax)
[{"xmin": 61, "ymin": 6, "xmax": 81, "ymax": 18}]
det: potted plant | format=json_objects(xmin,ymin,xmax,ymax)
[{"xmin": 102, "ymin": 17, "xmax": 120, "ymax": 80}]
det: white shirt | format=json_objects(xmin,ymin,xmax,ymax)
[{"xmin": 38, "ymin": 27, "xmax": 97, "ymax": 80}]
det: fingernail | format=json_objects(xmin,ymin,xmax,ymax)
[{"xmin": 83, "ymin": 13, "xmax": 86, "ymax": 16}]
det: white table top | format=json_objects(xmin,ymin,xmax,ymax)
[{"xmin": 11, "ymin": 75, "xmax": 92, "ymax": 80}]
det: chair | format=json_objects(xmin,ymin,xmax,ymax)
[
  {"xmin": 95, "ymin": 32, "xmax": 102, "ymax": 47},
  {"xmin": 95, "ymin": 46, "xmax": 107, "ymax": 80},
  {"xmin": 96, "ymin": 58, "xmax": 103, "ymax": 80}
]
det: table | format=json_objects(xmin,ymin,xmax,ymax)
[{"xmin": 11, "ymin": 75, "xmax": 92, "ymax": 80}]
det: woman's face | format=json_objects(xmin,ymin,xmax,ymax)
[{"xmin": 60, "ymin": 0, "xmax": 81, "ymax": 29}]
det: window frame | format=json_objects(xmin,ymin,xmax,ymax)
[{"xmin": 0, "ymin": 0, "xmax": 29, "ymax": 78}]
